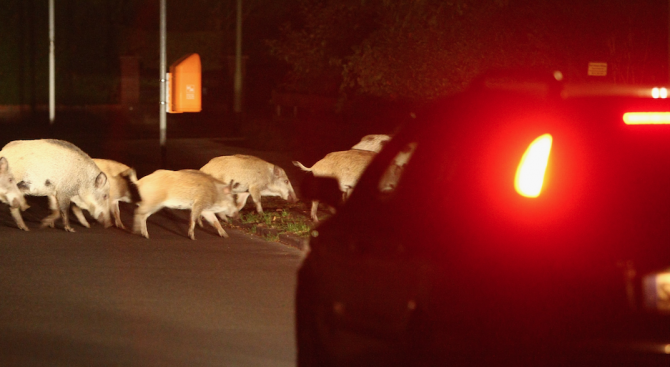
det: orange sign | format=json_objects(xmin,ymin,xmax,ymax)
[{"xmin": 169, "ymin": 53, "xmax": 202, "ymax": 113}]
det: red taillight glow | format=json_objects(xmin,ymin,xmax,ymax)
[
  {"xmin": 623, "ymin": 112, "xmax": 670, "ymax": 125},
  {"xmin": 515, "ymin": 134, "xmax": 552, "ymax": 198}
]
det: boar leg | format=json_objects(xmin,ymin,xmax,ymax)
[
  {"xmin": 71, "ymin": 205, "xmax": 91, "ymax": 228},
  {"xmin": 188, "ymin": 201, "xmax": 207, "ymax": 240},
  {"xmin": 133, "ymin": 203, "xmax": 158, "ymax": 239},
  {"xmin": 59, "ymin": 196, "xmax": 75, "ymax": 232},
  {"xmin": 201, "ymin": 211, "xmax": 229, "ymax": 238},
  {"xmin": 310, "ymin": 200, "xmax": 320, "ymax": 222},
  {"xmin": 249, "ymin": 187, "xmax": 264, "ymax": 214},
  {"xmin": 197, "ymin": 213, "xmax": 226, "ymax": 227},
  {"xmin": 42, "ymin": 195, "xmax": 75, "ymax": 232},
  {"xmin": 215, "ymin": 213, "xmax": 230, "ymax": 223},
  {"xmin": 111, "ymin": 200, "xmax": 125, "ymax": 229},
  {"xmin": 9, "ymin": 206, "xmax": 29, "ymax": 231},
  {"xmin": 41, "ymin": 196, "xmax": 60, "ymax": 228}
]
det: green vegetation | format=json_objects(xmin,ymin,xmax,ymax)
[
  {"xmin": 239, "ymin": 207, "xmax": 313, "ymax": 238},
  {"xmin": 233, "ymin": 196, "xmax": 327, "ymax": 239},
  {"xmin": 264, "ymin": 233, "xmax": 280, "ymax": 242}
]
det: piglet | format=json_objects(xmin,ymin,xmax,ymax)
[{"xmin": 133, "ymin": 169, "xmax": 248, "ymax": 240}]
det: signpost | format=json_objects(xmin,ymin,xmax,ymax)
[{"xmin": 158, "ymin": 2, "xmax": 202, "ymax": 167}]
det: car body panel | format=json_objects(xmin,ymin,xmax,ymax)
[{"xmin": 297, "ymin": 77, "xmax": 670, "ymax": 366}]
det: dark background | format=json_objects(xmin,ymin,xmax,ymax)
[{"xmin": 0, "ymin": 0, "xmax": 667, "ymax": 160}]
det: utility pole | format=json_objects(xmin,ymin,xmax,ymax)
[
  {"xmin": 48, "ymin": 0, "xmax": 55, "ymax": 124},
  {"xmin": 234, "ymin": 0, "xmax": 243, "ymax": 116},
  {"xmin": 159, "ymin": 0, "xmax": 167, "ymax": 167}
]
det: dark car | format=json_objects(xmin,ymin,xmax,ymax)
[{"xmin": 296, "ymin": 72, "xmax": 670, "ymax": 366}]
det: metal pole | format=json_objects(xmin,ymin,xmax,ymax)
[
  {"xmin": 48, "ymin": 0, "xmax": 55, "ymax": 124},
  {"xmin": 233, "ymin": 0, "xmax": 243, "ymax": 114},
  {"xmin": 159, "ymin": 0, "xmax": 167, "ymax": 167}
]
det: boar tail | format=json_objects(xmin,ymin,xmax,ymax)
[
  {"xmin": 292, "ymin": 161, "xmax": 312, "ymax": 172},
  {"xmin": 128, "ymin": 181, "xmax": 142, "ymax": 204},
  {"xmin": 120, "ymin": 171, "xmax": 142, "ymax": 204},
  {"xmin": 120, "ymin": 168, "xmax": 139, "ymax": 183}
]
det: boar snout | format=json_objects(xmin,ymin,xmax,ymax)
[
  {"xmin": 98, "ymin": 212, "xmax": 113, "ymax": 228},
  {"xmin": 288, "ymin": 190, "xmax": 298, "ymax": 203}
]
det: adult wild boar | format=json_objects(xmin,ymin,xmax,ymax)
[
  {"xmin": 293, "ymin": 149, "xmax": 377, "ymax": 222},
  {"xmin": 351, "ymin": 134, "xmax": 392, "ymax": 153},
  {"xmin": 352, "ymin": 134, "xmax": 416, "ymax": 167},
  {"xmin": 72, "ymin": 158, "xmax": 141, "ymax": 229},
  {"xmin": 200, "ymin": 154, "xmax": 297, "ymax": 214},
  {"xmin": 133, "ymin": 169, "xmax": 249, "ymax": 240},
  {"xmin": 0, "ymin": 156, "xmax": 30, "ymax": 231},
  {"xmin": 0, "ymin": 139, "xmax": 112, "ymax": 232}
]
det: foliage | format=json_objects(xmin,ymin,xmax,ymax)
[
  {"xmin": 268, "ymin": 0, "xmax": 558, "ymax": 100},
  {"xmin": 267, "ymin": 0, "xmax": 379, "ymax": 96},
  {"xmin": 267, "ymin": 0, "xmax": 666, "ymax": 101}
]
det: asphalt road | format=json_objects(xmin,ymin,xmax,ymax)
[{"xmin": 0, "ymin": 196, "xmax": 305, "ymax": 367}]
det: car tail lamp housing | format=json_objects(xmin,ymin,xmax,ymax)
[{"xmin": 515, "ymin": 134, "xmax": 553, "ymax": 198}]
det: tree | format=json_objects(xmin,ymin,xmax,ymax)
[
  {"xmin": 268, "ymin": 0, "xmax": 558, "ymax": 101},
  {"xmin": 267, "ymin": 0, "xmax": 378, "ymax": 96},
  {"xmin": 269, "ymin": 0, "xmax": 667, "ymax": 102}
]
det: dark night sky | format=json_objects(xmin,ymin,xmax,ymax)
[{"xmin": 0, "ymin": 0, "xmax": 668, "ymax": 105}]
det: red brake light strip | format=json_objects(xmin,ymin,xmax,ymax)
[{"xmin": 623, "ymin": 112, "xmax": 670, "ymax": 125}]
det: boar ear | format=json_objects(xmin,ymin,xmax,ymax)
[
  {"xmin": 95, "ymin": 171, "xmax": 108, "ymax": 189},
  {"xmin": 273, "ymin": 165, "xmax": 282, "ymax": 177},
  {"xmin": 219, "ymin": 182, "xmax": 232, "ymax": 194},
  {"xmin": 227, "ymin": 180, "xmax": 242, "ymax": 190},
  {"xmin": 0, "ymin": 157, "xmax": 8, "ymax": 174}
]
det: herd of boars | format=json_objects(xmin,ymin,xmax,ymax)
[{"xmin": 0, "ymin": 134, "xmax": 404, "ymax": 238}]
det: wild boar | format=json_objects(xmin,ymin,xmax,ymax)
[
  {"xmin": 351, "ymin": 134, "xmax": 392, "ymax": 153},
  {"xmin": 353, "ymin": 134, "xmax": 416, "ymax": 167},
  {"xmin": 293, "ymin": 149, "xmax": 377, "ymax": 222},
  {"xmin": 0, "ymin": 156, "xmax": 30, "ymax": 231},
  {"xmin": 377, "ymin": 142, "xmax": 417, "ymax": 192},
  {"xmin": 0, "ymin": 139, "xmax": 112, "ymax": 232},
  {"xmin": 133, "ymin": 169, "xmax": 249, "ymax": 240},
  {"xmin": 71, "ymin": 158, "xmax": 141, "ymax": 229},
  {"xmin": 392, "ymin": 141, "xmax": 417, "ymax": 167},
  {"xmin": 200, "ymin": 154, "xmax": 298, "ymax": 214}
]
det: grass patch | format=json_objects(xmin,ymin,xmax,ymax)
[
  {"xmin": 239, "ymin": 209, "xmax": 312, "ymax": 238},
  {"xmin": 264, "ymin": 232, "xmax": 280, "ymax": 242},
  {"xmin": 236, "ymin": 197, "xmax": 317, "ymax": 238}
]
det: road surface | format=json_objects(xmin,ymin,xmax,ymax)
[{"xmin": 0, "ymin": 197, "xmax": 304, "ymax": 367}]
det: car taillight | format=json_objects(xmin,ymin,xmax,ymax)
[
  {"xmin": 651, "ymin": 87, "xmax": 668, "ymax": 99},
  {"xmin": 623, "ymin": 112, "xmax": 670, "ymax": 125},
  {"xmin": 514, "ymin": 134, "xmax": 552, "ymax": 198}
]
